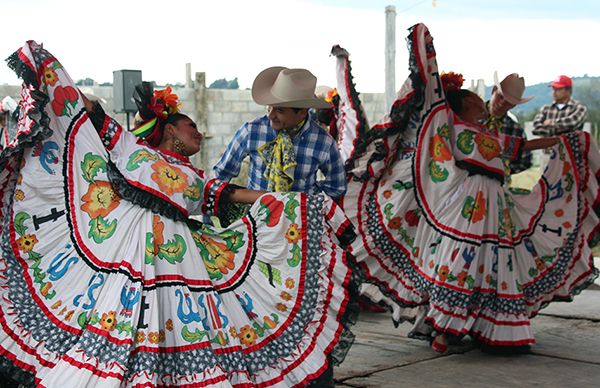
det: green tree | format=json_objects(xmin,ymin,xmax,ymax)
[
  {"xmin": 228, "ymin": 77, "xmax": 239, "ymax": 89},
  {"xmin": 76, "ymin": 78, "xmax": 95, "ymax": 86},
  {"xmin": 573, "ymin": 78, "xmax": 600, "ymax": 138},
  {"xmin": 209, "ymin": 78, "xmax": 239, "ymax": 89}
]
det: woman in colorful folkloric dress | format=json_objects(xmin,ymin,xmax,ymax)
[
  {"xmin": 342, "ymin": 23, "xmax": 600, "ymax": 353},
  {"xmin": 0, "ymin": 41, "xmax": 355, "ymax": 387}
]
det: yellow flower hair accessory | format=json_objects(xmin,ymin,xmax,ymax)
[{"xmin": 325, "ymin": 88, "xmax": 338, "ymax": 103}]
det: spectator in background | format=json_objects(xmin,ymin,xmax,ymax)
[
  {"xmin": 533, "ymin": 75, "xmax": 587, "ymax": 136},
  {"xmin": 486, "ymin": 72, "xmax": 533, "ymax": 174}
]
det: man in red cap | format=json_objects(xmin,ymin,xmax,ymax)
[{"xmin": 533, "ymin": 75, "xmax": 587, "ymax": 136}]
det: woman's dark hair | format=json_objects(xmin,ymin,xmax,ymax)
[
  {"xmin": 316, "ymin": 108, "xmax": 333, "ymax": 127},
  {"xmin": 160, "ymin": 113, "xmax": 188, "ymax": 131},
  {"xmin": 150, "ymin": 112, "xmax": 188, "ymax": 145},
  {"xmin": 446, "ymin": 89, "xmax": 473, "ymax": 116}
]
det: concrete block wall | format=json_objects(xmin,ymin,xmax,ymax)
[
  {"xmin": 200, "ymin": 88, "xmax": 388, "ymax": 172},
  {"xmin": 2, "ymin": 79, "xmax": 389, "ymax": 174},
  {"xmin": 203, "ymin": 89, "xmax": 264, "ymax": 171},
  {"xmin": 358, "ymin": 91, "xmax": 388, "ymax": 126},
  {"xmin": 0, "ymin": 85, "xmax": 20, "ymax": 100}
]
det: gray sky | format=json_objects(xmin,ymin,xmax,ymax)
[{"xmin": 1, "ymin": 0, "xmax": 598, "ymax": 92}]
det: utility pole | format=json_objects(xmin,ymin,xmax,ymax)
[{"xmin": 385, "ymin": 5, "xmax": 396, "ymax": 112}]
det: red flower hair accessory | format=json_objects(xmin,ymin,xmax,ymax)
[
  {"xmin": 150, "ymin": 86, "xmax": 181, "ymax": 119},
  {"xmin": 440, "ymin": 72, "xmax": 464, "ymax": 92},
  {"xmin": 132, "ymin": 83, "xmax": 184, "ymax": 147}
]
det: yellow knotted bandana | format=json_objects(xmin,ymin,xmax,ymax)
[{"xmin": 257, "ymin": 120, "xmax": 304, "ymax": 192}]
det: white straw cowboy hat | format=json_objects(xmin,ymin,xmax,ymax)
[
  {"xmin": 252, "ymin": 66, "xmax": 330, "ymax": 109},
  {"xmin": 493, "ymin": 71, "xmax": 533, "ymax": 105}
]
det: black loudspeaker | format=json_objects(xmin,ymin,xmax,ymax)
[{"xmin": 113, "ymin": 70, "xmax": 142, "ymax": 113}]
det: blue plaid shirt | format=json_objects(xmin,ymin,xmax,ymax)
[{"xmin": 214, "ymin": 115, "xmax": 347, "ymax": 198}]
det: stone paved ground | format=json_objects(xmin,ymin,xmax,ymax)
[{"xmin": 334, "ymin": 287, "xmax": 600, "ymax": 388}]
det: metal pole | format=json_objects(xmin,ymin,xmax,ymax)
[{"xmin": 385, "ymin": 5, "xmax": 396, "ymax": 112}]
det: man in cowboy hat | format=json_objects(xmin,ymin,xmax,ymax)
[
  {"xmin": 533, "ymin": 74, "xmax": 587, "ymax": 136},
  {"xmin": 214, "ymin": 66, "xmax": 347, "ymax": 200},
  {"xmin": 486, "ymin": 72, "xmax": 534, "ymax": 174}
]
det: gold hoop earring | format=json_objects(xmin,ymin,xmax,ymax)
[{"xmin": 173, "ymin": 138, "xmax": 186, "ymax": 154}]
